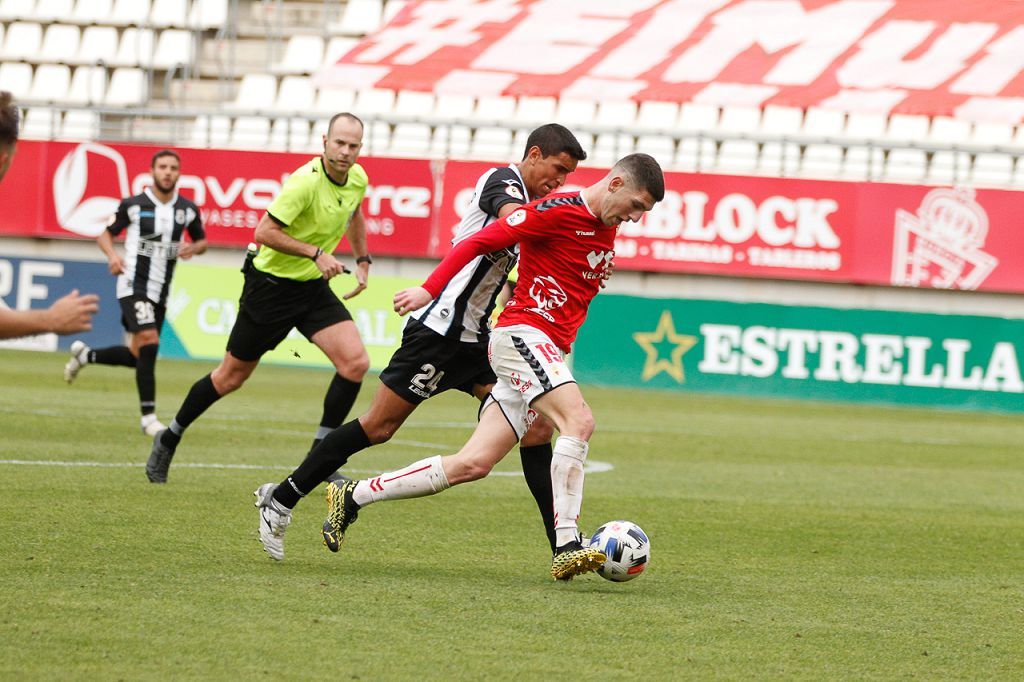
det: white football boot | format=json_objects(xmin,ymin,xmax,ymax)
[
  {"xmin": 140, "ymin": 414, "xmax": 166, "ymax": 437},
  {"xmin": 63, "ymin": 340, "xmax": 90, "ymax": 383},
  {"xmin": 254, "ymin": 483, "xmax": 292, "ymax": 561}
]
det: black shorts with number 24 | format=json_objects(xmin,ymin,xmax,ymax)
[
  {"xmin": 227, "ymin": 268, "xmax": 351, "ymax": 361},
  {"xmin": 378, "ymin": 318, "xmax": 497, "ymax": 404}
]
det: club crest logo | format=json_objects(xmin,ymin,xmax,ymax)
[
  {"xmin": 506, "ymin": 209, "xmax": 527, "ymax": 226},
  {"xmin": 52, "ymin": 142, "xmax": 131, "ymax": 237},
  {"xmin": 891, "ymin": 187, "xmax": 998, "ymax": 291}
]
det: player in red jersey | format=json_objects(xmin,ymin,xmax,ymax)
[{"xmin": 319, "ymin": 153, "xmax": 664, "ymax": 580}]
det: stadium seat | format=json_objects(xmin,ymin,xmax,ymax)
[
  {"xmin": 66, "ymin": 65, "xmax": 106, "ymax": 104},
  {"xmin": 190, "ymin": 114, "xmax": 230, "ymax": 147},
  {"xmin": 927, "ymin": 150, "xmax": 971, "ymax": 184},
  {"xmin": 353, "ymin": 87, "xmax": 395, "ymax": 116},
  {"xmin": 228, "ymin": 73, "xmax": 276, "ymax": 112},
  {"xmin": 39, "ymin": 23, "xmax": 80, "ymax": 64},
  {"xmin": 431, "ymin": 124, "xmax": 470, "ymax": 158},
  {"xmin": 883, "ymin": 148, "xmax": 928, "ymax": 182},
  {"xmin": 842, "ymin": 146, "xmax": 884, "ymax": 180},
  {"xmin": 677, "ymin": 102, "xmax": 719, "ymax": 132},
  {"xmin": 592, "ymin": 132, "xmax": 634, "ymax": 166},
  {"xmin": 393, "ymin": 89, "xmax": 435, "ymax": 119},
  {"xmin": 149, "ymin": 0, "xmax": 188, "ymax": 28},
  {"xmin": 188, "ymin": 0, "xmax": 227, "ymax": 30},
  {"xmin": 718, "ymin": 105, "xmax": 762, "ymax": 134},
  {"xmin": 594, "ymin": 100, "xmax": 637, "ymax": 130},
  {"xmin": 799, "ymin": 144, "xmax": 843, "ymax": 178},
  {"xmin": 389, "ymin": 122, "xmax": 433, "ymax": 158},
  {"xmin": 469, "ymin": 126, "xmax": 513, "ymax": 161},
  {"xmin": 635, "ymin": 100, "xmax": 679, "ymax": 132},
  {"xmin": 76, "ymin": 26, "xmax": 118, "ymax": 65},
  {"xmin": 885, "ymin": 114, "xmax": 930, "ymax": 143},
  {"xmin": 229, "ymin": 115, "xmax": 270, "ymax": 149},
  {"xmin": 110, "ymin": 0, "xmax": 150, "ymax": 26},
  {"xmin": 268, "ymin": 117, "xmax": 309, "ymax": 152},
  {"xmin": 0, "ymin": 62, "xmax": 32, "ymax": 98},
  {"xmin": 59, "ymin": 108, "xmax": 98, "ymax": 140},
  {"xmin": 634, "ymin": 135, "xmax": 676, "ymax": 166},
  {"xmin": 20, "ymin": 106, "xmax": 60, "ymax": 138},
  {"xmin": 970, "ymin": 153, "xmax": 1014, "ymax": 186},
  {"xmin": 32, "ymin": 0, "xmax": 71, "ymax": 22},
  {"xmin": 758, "ymin": 140, "xmax": 799, "ymax": 176},
  {"xmin": 514, "ymin": 96, "xmax": 557, "ymax": 125},
  {"xmin": 929, "ymin": 115, "xmax": 972, "ymax": 145},
  {"xmin": 716, "ymin": 139, "xmax": 759, "ymax": 174},
  {"xmin": 971, "ymin": 121, "xmax": 1013, "ymax": 146},
  {"xmin": 334, "ymin": 0, "xmax": 383, "ymax": 36},
  {"xmin": 272, "ymin": 35, "xmax": 324, "ymax": 75},
  {"xmin": 275, "ymin": 76, "xmax": 316, "ymax": 114},
  {"xmin": 69, "ymin": 0, "xmax": 112, "ymax": 25},
  {"xmin": 28, "ymin": 63, "xmax": 70, "ymax": 102},
  {"xmin": 433, "ymin": 93, "xmax": 474, "ymax": 121},
  {"xmin": 104, "ymin": 67, "xmax": 147, "ymax": 106},
  {"xmin": 472, "ymin": 95, "xmax": 516, "ymax": 124},
  {"xmin": 0, "ymin": 0, "xmax": 34, "ymax": 21},
  {"xmin": 802, "ymin": 106, "xmax": 845, "ymax": 138},
  {"xmin": 844, "ymin": 112, "xmax": 887, "ymax": 142},
  {"xmin": 150, "ymin": 29, "xmax": 194, "ymax": 70},
  {"xmin": 554, "ymin": 97, "xmax": 596, "ymax": 127},
  {"xmin": 760, "ymin": 105, "xmax": 803, "ymax": 137},
  {"xmin": 313, "ymin": 86, "xmax": 355, "ymax": 115},
  {"xmin": 113, "ymin": 28, "xmax": 155, "ymax": 68},
  {"xmin": 1, "ymin": 21, "xmax": 42, "ymax": 60},
  {"xmin": 323, "ymin": 36, "xmax": 358, "ymax": 66},
  {"xmin": 365, "ymin": 119, "xmax": 391, "ymax": 155},
  {"xmin": 676, "ymin": 135, "xmax": 717, "ymax": 171}
]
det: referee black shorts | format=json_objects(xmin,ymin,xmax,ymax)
[
  {"xmin": 378, "ymin": 318, "xmax": 497, "ymax": 404},
  {"xmin": 227, "ymin": 268, "xmax": 352, "ymax": 361}
]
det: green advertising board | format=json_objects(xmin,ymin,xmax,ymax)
[
  {"xmin": 574, "ymin": 295, "xmax": 1024, "ymax": 413},
  {"xmin": 162, "ymin": 262, "xmax": 417, "ymax": 370}
]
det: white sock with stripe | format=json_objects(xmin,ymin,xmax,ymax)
[
  {"xmin": 551, "ymin": 435, "xmax": 589, "ymax": 547},
  {"xmin": 352, "ymin": 455, "xmax": 451, "ymax": 507}
]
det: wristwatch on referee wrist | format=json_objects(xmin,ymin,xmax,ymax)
[
  {"xmin": 356, "ymin": 255, "xmax": 373, "ymax": 265},
  {"xmin": 310, "ymin": 247, "xmax": 323, "ymax": 261}
]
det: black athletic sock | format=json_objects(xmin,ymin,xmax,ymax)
[
  {"xmin": 520, "ymin": 443, "xmax": 557, "ymax": 553},
  {"xmin": 135, "ymin": 343, "xmax": 158, "ymax": 416},
  {"xmin": 274, "ymin": 419, "xmax": 371, "ymax": 508},
  {"xmin": 316, "ymin": 374, "xmax": 362, "ymax": 438},
  {"xmin": 161, "ymin": 374, "xmax": 221, "ymax": 448},
  {"xmin": 89, "ymin": 346, "xmax": 137, "ymax": 367}
]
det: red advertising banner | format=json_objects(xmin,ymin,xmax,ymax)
[
  {"xmin": 3, "ymin": 140, "xmax": 1024, "ymax": 294},
  {"xmin": 325, "ymin": 0, "xmax": 1024, "ymax": 121}
]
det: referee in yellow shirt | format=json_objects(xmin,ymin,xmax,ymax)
[{"xmin": 146, "ymin": 113, "xmax": 372, "ymax": 483}]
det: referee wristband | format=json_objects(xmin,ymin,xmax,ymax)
[
  {"xmin": 310, "ymin": 248, "xmax": 323, "ymax": 261},
  {"xmin": 356, "ymin": 255, "xmax": 373, "ymax": 265}
]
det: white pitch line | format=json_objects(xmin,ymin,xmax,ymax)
[{"xmin": 0, "ymin": 459, "xmax": 615, "ymax": 476}]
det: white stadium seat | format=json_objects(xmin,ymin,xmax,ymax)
[
  {"xmin": 365, "ymin": 119, "xmax": 391, "ymax": 154},
  {"xmin": 335, "ymin": 0, "xmax": 383, "ymax": 36},
  {"xmin": 0, "ymin": 62, "xmax": 32, "ymax": 98},
  {"xmin": 634, "ymin": 135, "xmax": 676, "ymax": 165},
  {"xmin": 149, "ymin": 0, "xmax": 188, "ymax": 28},
  {"xmin": 32, "ymin": 0, "xmax": 71, "ymax": 22},
  {"xmin": 110, "ymin": 0, "xmax": 150, "ymax": 26},
  {"xmin": 76, "ymin": 26, "xmax": 118, "ymax": 65},
  {"xmin": 758, "ymin": 140, "xmax": 799, "ymax": 176},
  {"xmin": 718, "ymin": 105, "xmax": 762, "ymax": 133},
  {"xmin": 841, "ymin": 146, "xmax": 884, "ymax": 180},
  {"xmin": 105, "ymin": 67, "xmax": 147, "ymax": 106},
  {"xmin": 676, "ymin": 136, "xmax": 716, "ymax": 172},
  {"xmin": 844, "ymin": 112, "xmax": 887, "ymax": 141},
  {"xmin": 313, "ymin": 87, "xmax": 355, "ymax": 115},
  {"xmin": 190, "ymin": 114, "xmax": 231, "ymax": 147},
  {"xmin": 66, "ymin": 65, "xmax": 106, "ymax": 104},
  {"xmin": 229, "ymin": 116, "xmax": 270, "ymax": 149},
  {"xmin": 273, "ymin": 35, "xmax": 324, "ymax": 75},
  {"xmin": 472, "ymin": 95, "xmax": 516, "ymax": 123},
  {"xmin": 269, "ymin": 117, "xmax": 309, "ymax": 152},
  {"xmin": 0, "ymin": 0, "xmax": 34, "ymax": 21},
  {"xmin": 323, "ymin": 36, "xmax": 358, "ymax": 66},
  {"xmin": 189, "ymin": 0, "xmax": 227, "ymax": 29},
  {"xmin": 69, "ymin": 0, "xmax": 112, "ymax": 24},
  {"xmin": 39, "ymin": 23, "xmax": 80, "ymax": 63},
  {"xmin": 594, "ymin": 100, "xmax": 637, "ymax": 130},
  {"xmin": 2, "ymin": 21, "xmax": 42, "ymax": 60},
  {"xmin": 802, "ymin": 107, "xmax": 845, "ymax": 138},
  {"xmin": 393, "ymin": 89, "xmax": 436, "ymax": 119},
  {"xmin": 514, "ymin": 96, "xmax": 557, "ymax": 125},
  {"xmin": 971, "ymin": 121, "xmax": 1013, "ymax": 146},
  {"xmin": 554, "ymin": 97, "xmax": 596, "ymax": 127},
  {"xmin": 677, "ymin": 102, "xmax": 719, "ymax": 132},
  {"xmin": 60, "ymin": 108, "xmax": 99, "ymax": 140},
  {"xmin": 885, "ymin": 114, "xmax": 930, "ymax": 143},
  {"xmin": 353, "ymin": 87, "xmax": 395, "ymax": 116},
  {"xmin": 635, "ymin": 100, "xmax": 679, "ymax": 132},
  {"xmin": 28, "ymin": 63, "xmax": 71, "ymax": 102},
  {"xmin": 970, "ymin": 153, "xmax": 1014, "ymax": 186},
  {"xmin": 390, "ymin": 122, "xmax": 433, "ymax": 157},
  {"xmin": 469, "ymin": 126, "xmax": 513, "ymax": 161},
  {"xmin": 113, "ymin": 28, "xmax": 155, "ymax": 68},
  {"xmin": 228, "ymin": 73, "xmax": 276, "ymax": 112},
  {"xmin": 927, "ymin": 150, "xmax": 971, "ymax": 184},
  {"xmin": 150, "ymin": 29, "xmax": 194, "ymax": 69},
  {"xmin": 20, "ymin": 106, "xmax": 60, "ymax": 138},
  {"xmin": 759, "ymin": 105, "xmax": 803, "ymax": 137},
  {"xmin": 716, "ymin": 139, "xmax": 759, "ymax": 174},
  {"xmin": 275, "ymin": 76, "xmax": 316, "ymax": 114},
  {"xmin": 799, "ymin": 144, "xmax": 843, "ymax": 178},
  {"xmin": 883, "ymin": 148, "xmax": 927, "ymax": 182},
  {"xmin": 433, "ymin": 93, "xmax": 474, "ymax": 121}
]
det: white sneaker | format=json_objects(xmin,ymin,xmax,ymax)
[
  {"xmin": 254, "ymin": 483, "xmax": 291, "ymax": 561},
  {"xmin": 63, "ymin": 340, "xmax": 90, "ymax": 383},
  {"xmin": 140, "ymin": 414, "xmax": 166, "ymax": 437}
]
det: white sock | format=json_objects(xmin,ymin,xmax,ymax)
[
  {"xmin": 551, "ymin": 435, "xmax": 588, "ymax": 547},
  {"xmin": 352, "ymin": 455, "xmax": 450, "ymax": 507}
]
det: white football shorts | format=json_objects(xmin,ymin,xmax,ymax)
[{"xmin": 485, "ymin": 324, "xmax": 576, "ymax": 439}]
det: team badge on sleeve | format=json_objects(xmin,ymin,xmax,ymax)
[
  {"xmin": 505, "ymin": 184, "xmax": 524, "ymax": 200},
  {"xmin": 507, "ymin": 209, "xmax": 527, "ymax": 226}
]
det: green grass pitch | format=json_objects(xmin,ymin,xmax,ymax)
[{"xmin": 1, "ymin": 348, "xmax": 1022, "ymax": 679}]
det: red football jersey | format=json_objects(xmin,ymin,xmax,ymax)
[{"xmin": 422, "ymin": 191, "xmax": 615, "ymax": 352}]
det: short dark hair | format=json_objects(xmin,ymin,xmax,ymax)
[
  {"xmin": 613, "ymin": 153, "xmax": 665, "ymax": 202},
  {"xmin": 151, "ymin": 149, "xmax": 180, "ymax": 167},
  {"xmin": 522, "ymin": 123, "xmax": 587, "ymax": 161},
  {"xmin": 0, "ymin": 91, "xmax": 19, "ymax": 149},
  {"xmin": 327, "ymin": 112, "xmax": 364, "ymax": 135}
]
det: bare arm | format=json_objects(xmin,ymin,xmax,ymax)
[
  {"xmin": 0, "ymin": 290, "xmax": 99, "ymax": 339},
  {"xmin": 254, "ymin": 213, "xmax": 348, "ymax": 280},
  {"xmin": 340, "ymin": 208, "xmax": 369, "ymax": 300},
  {"xmin": 96, "ymin": 230, "xmax": 124, "ymax": 275},
  {"xmin": 178, "ymin": 238, "xmax": 207, "ymax": 260}
]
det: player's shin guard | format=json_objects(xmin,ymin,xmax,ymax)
[
  {"xmin": 135, "ymin": 343, "xmax": 158, "ymax": 415},
  {"xmin": 551, "ymin": 435, "xmax": 588, "ymax": 547},
  {"xmin": 353, "ymin": 454, "xmax": 450, "ymax": 506}
]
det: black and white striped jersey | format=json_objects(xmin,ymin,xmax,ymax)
[
  {"xmin": 106, "ymin": 188, "xmax": 204, "ymax": 305},
  {"xmin": 412, "ymin": 164, "xmax": 528, "ymax": 344}
]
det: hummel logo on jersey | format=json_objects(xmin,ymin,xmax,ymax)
[{"xmin": 576, "ymin": 230, "xmax": 595, "ymax": 236}]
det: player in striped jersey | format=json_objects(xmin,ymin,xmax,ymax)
[
  {"xmin": 63, "ymin": 150, "xmax": 206, "ymax": 436},
  {"xmin": 253, "ymin": 124, "xmax": 586, "ymax": 561}
]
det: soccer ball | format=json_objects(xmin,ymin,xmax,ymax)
[{"xmin": 588, "ymin": 520, "xmax": 650, "ymax": 582}]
